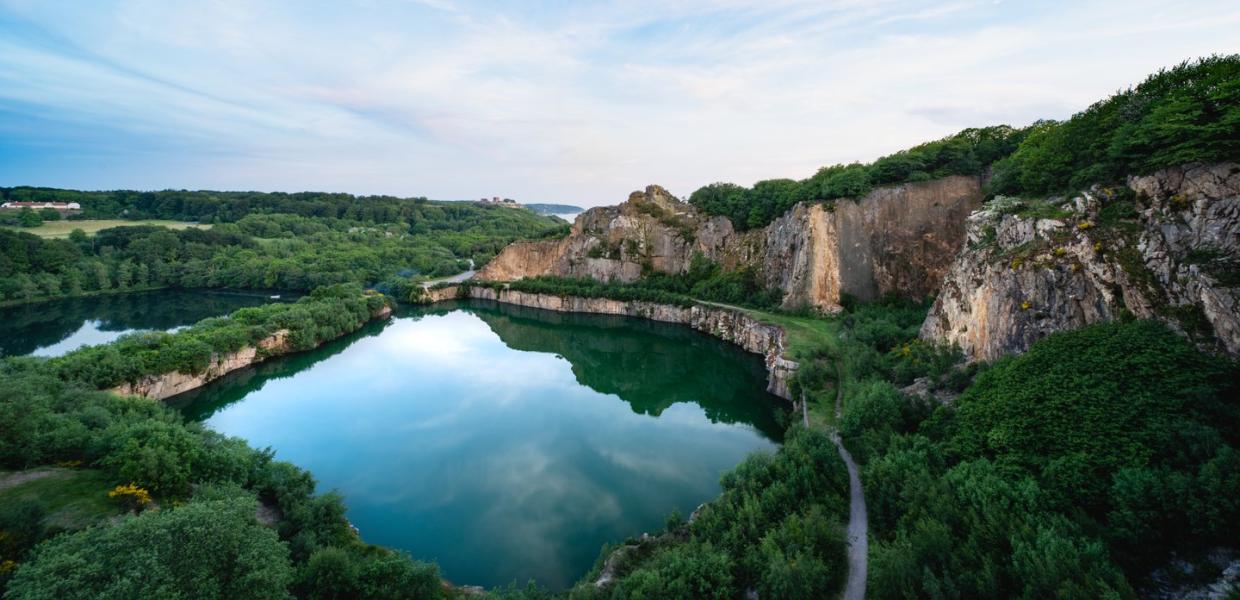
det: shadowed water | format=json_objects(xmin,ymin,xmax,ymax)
[{"xmin": 171, "ymin": 300, "xmax": 785, "ymax": 589}]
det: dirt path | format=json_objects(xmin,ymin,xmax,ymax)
[
  {"xmin": 419, "ymin": 259, "xmax": 477, "ymax": 289},
  {"xmin": 832, "ymin": 368, "xmax": 868, "ymax": 600},
  {"xmin": 0, "ymin": 468, "xmax": 58, "ymax": 492}
]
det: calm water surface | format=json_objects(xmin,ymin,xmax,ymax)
[
  {"xmin": 172, "ymin": 300, "xmax": 784, "ymax": 589},
  {"xmin": 0, "ymin": 290, "xmax": 283, "ymax": 357}
]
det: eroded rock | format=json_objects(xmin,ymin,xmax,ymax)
[
  {"xmin": 478, "ymin": 178, "xmax": 984, "ymax": 311},
  {"xmin": 922, "ymin": 162, "xmax": 1240, "ymax": 360}
]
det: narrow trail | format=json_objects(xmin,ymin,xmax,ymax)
[
  {"xmin": 831, "ymin": 365, "xmax": 868, "ymax": 600},
  {"xmin": 419, "ymin": 259, "xmax": 477, "ymax": 289}
]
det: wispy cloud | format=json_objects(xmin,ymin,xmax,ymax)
[{"xmin": 0, "ymin": 0, "xmax": 1237, "ymax": 204}]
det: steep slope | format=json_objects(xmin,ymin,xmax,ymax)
[
  {"xmin": 921, "ymin": 162, "xmax": 1240, "ymax": 360},
  {"xmin": 477, "ymin": 177, "xmax": 983, "ymax": 310}
]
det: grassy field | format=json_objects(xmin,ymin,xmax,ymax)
[
  {"xmin": 0, "ymin": 467, "xmax": 121, "ymax": 530},
  {"xmin": 1, "ymin": 219, "xmax": 210, "ymax": 238}
]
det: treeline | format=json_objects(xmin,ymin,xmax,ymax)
[
  {"xmin": 990, "ymin": 55, "xmax": 1240, "ymax": 196},
  {"xmin": 0, "ymin": 288, "xmax": 444, "ymax": 599},
  {"xmin": 0, "ymin": 210, "xmax": 565, "ymax": 304},
  {"xmin": 690, "ymin": 126, "xmax": 1026, "ymax": 230},
  {"xmin": 445, "ymin": 254, "xmax": 784, "ymax": 310},
  {"xmin": 0, "ymin": 186, "xmax": 521, "ymax": 225},
  {"xmin": 691, "ymin": 55, "xmax": 1240, "ymax": 230}
]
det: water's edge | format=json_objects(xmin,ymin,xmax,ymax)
[{"xmin": 425, "ymin": 285, "xmax": 799, "ymax": 401}]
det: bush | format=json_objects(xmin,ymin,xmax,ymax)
[
  {"xmin": 611, "ymin": 542, "xmax": 735, "ymax": 600},
  {"xmin": 5, "ymin": 494, "xmax": 293, "ymax": 600}
]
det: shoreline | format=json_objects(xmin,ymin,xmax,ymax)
[
  {"xmin": 110, "ymin": 303, "xmax": 393, "ymax": 401},
  {"xmin": 422, "ymin": 284, "xmax": 800, "ymax": 401}
]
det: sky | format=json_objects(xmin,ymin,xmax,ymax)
[{"xmin": 1, "ymin": 1, "xmax": 1238, "ymax": 207}]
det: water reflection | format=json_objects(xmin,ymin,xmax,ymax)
[
  {"xmin": 175, "ymin": 300, "xmax": 786, "ymax": 589},
  {"xmin": 469, "ymin": 300, "xmax": 785, "ymax": 438},
  {"xmin": 0, "ymin": 290, "xmax": 285, "ymax": 357}
]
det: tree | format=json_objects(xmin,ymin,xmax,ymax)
[
  {"xmin": 38, "ymin": 208, "xmax": 61, "ymax": 222},
  {"xmin": 357, "ymin": 552, "xmax": 441, "ymax": 600},
  {"xmin": 17, "ymin": 208, "xmax": 42, "ymax": 228},
  {"xmin": 297, "ymin": 546, "xmax": 360, "ymax": 599},
  {"xmin": 101, "ymin": 419, "xmax": 203, "ymax": 496}
]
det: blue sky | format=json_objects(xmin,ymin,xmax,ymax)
[{"xmin": 1, "ymin": 0, "xmax": 1238, "ymax": 206}]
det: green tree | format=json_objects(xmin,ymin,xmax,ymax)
[
  {"xmin": 17, "ymin": 208, "xmax": 42, "ymax": 228},
  {"xmin": 102, "ymin": 419, "xmax": 203, "ymax": 496},
  {"xmin": 298, "ymin": 546, "xmax": 360, "ymax": 599}
]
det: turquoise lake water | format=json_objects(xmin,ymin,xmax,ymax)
[{"xmin": 171, "ymin": 300, "xmax": 785, "ymax": 589}]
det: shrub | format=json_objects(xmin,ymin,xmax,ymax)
[{"xmin": 5, "ymin": 495, "xmax": 293, "ymax": 600}]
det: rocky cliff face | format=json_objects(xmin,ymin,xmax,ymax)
[
  {"xmin": 921, "ymin": 162, "xmax": 1240, "ymax": 361},
  {"xmin": 432, "ymin": 285, "xmax": 797, "ymax": 400},
  {"xmin": 478, "ymin": 177, "xmax": 984, "ymax": 310},
  {"xmin": 112, "ymin": 330, "xmax": 293, "ymax": 400}
]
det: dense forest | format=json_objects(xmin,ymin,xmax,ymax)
[
  {"xmin": 690, "ymin": 55, "xmax": 1240, "ymax": 230},
  {"xmin": 0, "ymin": 206, "xmax": 566, "ymax": 305}
]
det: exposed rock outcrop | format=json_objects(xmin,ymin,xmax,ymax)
[
  {"xmin": 431, "ymin": 285, "xmax": 797, "ymax": 400},
  {"xmin": 922, "ymin": 162, "xmax": 1240, "ymax": 361},
  {"xmin": 478, "ymin": 177, "xmax": 984, "ymax": 310},
  {"xmin": 111, "ymin": 330, "xmax": 293, "ymax": 400}
]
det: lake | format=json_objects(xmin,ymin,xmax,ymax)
[
  {"xmin": 170, "ymin": 299, "xmax": 785, "ymax": 589},
  {"xmin": 0, "ymin": 289, "xmax": 284, "ymax": 358}
]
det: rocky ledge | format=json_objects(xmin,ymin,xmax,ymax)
[
  {"xmin": 426, "ymin": 285, "xmax": 798, "ymax": 400},
  {"xmin": 922, "ymin": 162, "xmax": 1240, "ymax": 361}
]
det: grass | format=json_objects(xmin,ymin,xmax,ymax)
[
  {"xmin": 0, "ymin": 467, "xmax": 122, "ymax": 530},
  {"xmin": 1, "ymin": 219, "xmax": 210, "ymax": 238},
  {"xmin": 722, "ymin": 305, "xmax": 842, "ymax": 361}
]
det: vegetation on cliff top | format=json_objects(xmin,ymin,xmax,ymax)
[
  {"xmin": 690, "ymin": 55, "xmax": 1240, "ymax": 230},
  {"xmin": 46, "ymin": 284, "xmax": 386, "ymax": 390}
]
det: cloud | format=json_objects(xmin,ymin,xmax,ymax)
[{"xmin": 0, "ymin": 0, "xmax": 1237, "ymax": 204}]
